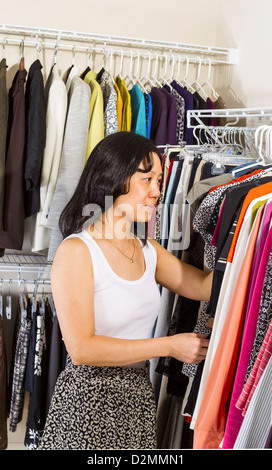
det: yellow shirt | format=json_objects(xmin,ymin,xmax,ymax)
[
  {"xmin": 84, "ymin": 70, "xmax": 104, "ymax": 162},
  {"xmin": 115, "ymin": 76, "xmax": 131, "ymax": 132}
]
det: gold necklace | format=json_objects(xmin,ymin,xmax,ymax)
[{"xmin": 106, "ymin": 237, "xmax": 136, "ymax": 263}]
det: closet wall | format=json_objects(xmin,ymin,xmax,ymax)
[{"xmin": 215, "ymin": 0, "xmax": 272, "ymax": 108}]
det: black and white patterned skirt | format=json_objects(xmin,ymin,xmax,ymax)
[{"xmin": 39, "ymin": 356, "xmax": 157, "ymax": 450}]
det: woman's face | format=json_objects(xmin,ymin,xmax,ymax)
[{"xmin": 113, "ymin": 152, "xmax": 163, "ymax": 224}]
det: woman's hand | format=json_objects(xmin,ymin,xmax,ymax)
[{"xmin": 168, "ymin": 333, "xmax": 209, "ymax": 364}]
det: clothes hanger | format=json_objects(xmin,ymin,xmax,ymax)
[
  {"xmin": 150, "ymin": 53, "xmax": 163, "ymax": 87},
  {"xmin": 71, "ymin": 45, "xmax": 76, "ymax": 67},
  {"xmin": 19, "ymin": 279, "xmax": 28, "ymax": 321},
  {"xmin": 19, "ymin": 39, "xmax": 25, "ymax": 70},
  {"xmin": 51, "ymin": 34, "xmax": 61, "ymax": 68},
  {"xmin": 191, "ymin": 57, "xmax": 208, "ymax": 99},
  {"xmin": 255, "ymin": 124, "xmax": 271, "ymax": 163},
  {"xmin": 35, "ymin": 35, "xmax": 42, "ymax": 60},
  {"xmin": 108, "ymin": 48, "xmax": 117, "ymax": 85},
  {"xmin": 157, "ymin": 54, "xmax": 168, "ymax": 86},
  {"xmin": 5, "ymin": 279, "xmax": 12, "ymax": 320},
  {"xmin": 39, "ymin": 280, "xmax": 46, "ymax": 316},
  {"xmin": 200, "ymin": 58, "xmax": 219, "ymax": 100},
  {"xmin": 131, "ymin": 51, "xmax": 146, "ymax": 92},
  {"xmin": 114, "ymin": 49, "xmax": 124, "ymax": 83},
  {"xmin": 2, "ymin": 38, "xmax": 7, "ymax": 62},
  {"xmin": 80, "ymin": 45, "xmax": 93, "ymax": 79},
  {"xmin": 165, "ymin": 54, "xmax": 177, "ymax": 90},
  {"xmin": 140, "ymin": 52, "xmax": 156, "ymax": 91},
  {"xmin": 180, "ymin": 56, "xmax": 195, "ymax": 93},
  {"xmin": 124, "ymin": 50, "xmax": 136, "ymax": 88}
]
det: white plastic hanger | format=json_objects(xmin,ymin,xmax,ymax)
[
  {"xmin": 200, "ymin": 58, "xmax": 219, "ymax": 100},
  {"xmin": 140, "ymin": 52, "xmax": 156, "ymax": 90},
  {"xmin": 52, "ymin": 34, "xmax": 61, "ymax": 66},
  {"xmin": 191, "ymin": 57, "xmax": 208, "ymax": 99},
  {"xmin": 132, "ymin": 51, "xmax": 146, "ymax": 92},
  {"xmin": 180, "ymin": 56, "xmax": 195, "ymax": 93},
  {"xmin": 151, "ymin": 53, "xmax": 163, "ymax": 87},
  {"xmin": 158, "ymin": 54, "xmax": 168, "ymax": 85},
  {"xmin": 124, "ymin": 50, "xmax": 136, "ymax": 88}
]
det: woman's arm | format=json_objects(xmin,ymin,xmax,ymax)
[
  {"xmin": 51, "ymin": 238, "xmax": 209, "ymax": 367},
  {"xmin": 149, "ymin": 238, "xmax": 213, "ymax": 301}
]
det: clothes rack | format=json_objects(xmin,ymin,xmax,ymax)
[{"xmin": 0, "ymin": 23, "xmax": 239, "ymax": 65}]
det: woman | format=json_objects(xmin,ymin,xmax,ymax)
[{"xmin": 39, "ymin": 132, "xmax": 212, "ymax": 450}]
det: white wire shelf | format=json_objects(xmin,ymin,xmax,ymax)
[
  {"xmin": 187, "ymin": 107, "xmax": 272, "ymax": 128},
  {"xmin": 0, "ymin": 23, "xmax": 239, "ymax": 65}
]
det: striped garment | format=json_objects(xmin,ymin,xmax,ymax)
[
  {"xmin": 234, "ymin": 355, "xmax": 272, "ymax": 449},
  {"xmin": 236, "ymin": 320, "xmax": 272, "ymax": 416}
]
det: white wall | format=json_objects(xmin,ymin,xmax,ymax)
[{"xmin": 215, "ymin": 0, "xmax": 272, "ymax": 108}]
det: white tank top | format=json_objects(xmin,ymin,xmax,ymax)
[{"xmin": 65, "ymin": 230, "xmax": 161, "ymax": 342}]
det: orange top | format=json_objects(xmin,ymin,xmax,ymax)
[{"xmin": 227, "ymin": 181, "xmax": 272, "ymax": 262}]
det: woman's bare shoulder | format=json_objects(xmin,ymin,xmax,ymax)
[{"xmin": 52, "ymin": 236, "xmax": 93, "ymax": 275}]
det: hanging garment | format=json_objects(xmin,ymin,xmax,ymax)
[
  {"xmin": 0, "ymin": 58, "xmax": 8, "ymax": 232},
  {"xmin": 170, "ymin": 81, "xmax": 194, "ymax": 145},
  {"xmin": 242, "ymin": 245, "xmax": 272, "ymax": 389},
  {"xmin": 114, "ymin": 80, "xmax": 123, "ymax": 131},
  {"xmin": 164, "ymin": 84, "xmax": 185, "ymax": 144},
  {"xmin": 63, "ymin": 64, "xmax": 79, "ymax": 92},
  {"xmin": 193, "ymin": 201, "xmax": 266, "ymax": 449},
  {"xmin": 24, "ymin": 298, "xmax": 65, "ymax": 450},
  {"xmin": 233, "ymin": 355, "xmax": 272, "ymax": 449},
  {"xmin": 97, "ymin": 68, "xmax": 118, "ymax": 136},
  {"xmin": 115, "ymin": 75, "xmax": 131, "ymax": 132},
  {"xmin": 46, "ymin": 76, "xmax": 91, "ymax": 261},
  {"xmin": 129, "ymin": 84, "xmax": 147, "ymax": 137},
  {"xmin": 145, "ymin": 92, "xmax": 152, "ymax": 139},
  {"xmin": 236, "ymin": 315, "xmax": 272, "ymax": 418},
  {"xmin": 24, "ymin": 59, "xmax": 46, "ymax": 218},
  {"xmin": 24, "ymin": 303, "xmax": 46, "ymax": 450},
  {"xmin": 150, "ymin": 87, "xmax": 167, "ymax": 146},
  {"xmin": 160, "ymin": 86, "xmax": 177, "ymax": 145},
  {"xmin": 0, "ymin": 66, "xmax": 27, "ymax": 250},
  {"xmin": 9, "ymin": 300, "xmax": 32, "ymax": 433},
  {"xmin": 192, "ymin": 180, "xmax": 272, "ymax": 449},
  {"xmin": 84, "ymin": 70, "xmax": 104, "ymax": 161},
  {"xmin": 45, "ymin": 302, "xmax": 67, "ymax": 416},
  {"xmin": 182, "ymin": 170, "xmax": 266, "ymax": 379},
  {"xmin": 189, "ymin": 180, "xmax": 272, "ymax": 431},
  {"xmin": 30, "ymin": 65, "xmax": 67, "ymax": 252},
  {"xmin": 0, "ymin": 313, "xmax": 8, "ymax": 450},
  {"xmin": 222, "ymin": 199, "xmax": 272, "ymax": 448}
]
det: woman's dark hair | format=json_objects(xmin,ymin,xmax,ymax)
[{"xmin": 59, "ymin": 131, "xmax": 161, "ymax": 243}]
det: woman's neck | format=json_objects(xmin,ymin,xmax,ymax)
[{"xmin": 88, "ymin": 210, "xmax": 134, "ymax": 241}]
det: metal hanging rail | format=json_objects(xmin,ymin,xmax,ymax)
[
  {"xmin": 0, "ymin": 23, "xmax": 239, "ymax": 65},
  {"xmin": 187, "ymin": 107, "xmax": 272, "ymax": 128}
]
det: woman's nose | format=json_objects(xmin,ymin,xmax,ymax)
[{"xmin": 150, "ymin": 183, "xmax": 161, "ymax": 198}]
